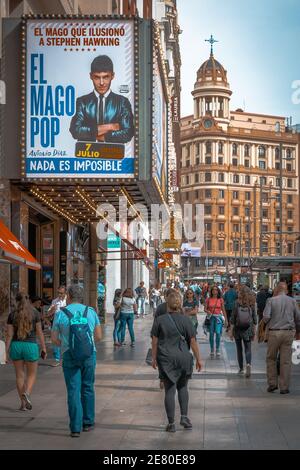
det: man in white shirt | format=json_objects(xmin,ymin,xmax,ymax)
[{"xmin": 47, "ymin": 286, "xmax": 67, "ymax": 366}]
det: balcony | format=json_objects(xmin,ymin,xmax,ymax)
[{"xmin": 231, "ymin": 199, "xmax": 240, "ymax": 205}]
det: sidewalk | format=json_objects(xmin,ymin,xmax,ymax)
[{"xmin": 1, "ymin": 312, "xmax": 300, "ymax": 450}]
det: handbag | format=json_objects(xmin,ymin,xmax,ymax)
[
  {"xmin": 167, "ymin": 314, "xmax": 189, "ymax": 352},
  {"xmin": 145, "ymin": 347, "xmax": 152, "ymax": 366},
  {"xmin": 257, "ymin": 319, "xmax": 269, "ymax": 343},
  {"xmin": 204, "ymin": 299, "xmax": 218, "ymax": 328}
]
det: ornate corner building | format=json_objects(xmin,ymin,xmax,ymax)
[{"xmin": 180, "ymin": 42, "xmax": 299, "ymax": 281}]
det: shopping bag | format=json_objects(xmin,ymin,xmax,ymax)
[{"xmin": 145, "ymin": 347, "xmax": 152, "ymax": 366}]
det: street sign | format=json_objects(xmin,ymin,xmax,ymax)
[
  {"xmin": 107, "ymin": 233, "xmax": 121, "ymax": 249},
  {"xmin": 162, "ymin": 240, "xmax": 180, "ymax": 249},
  {"xmin": 162, "ymin": 252, "xmax": 173, "ymax": 260}
]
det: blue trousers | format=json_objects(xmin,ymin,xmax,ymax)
[
  {"xmin": 120, "ymin": 312, "xmax": 135, "ymax": 343},
  {"xmin": 209, "ymin": 315, "xmax": 223, "ymax": 352},
  {"xmin": 52, "ymin": 345, "xmax": 61, "ymax": 361},
  {"xmin": 113, "ymin": 318, "xmax": 122, "ymax": 343},
  {"xmin": 62, "ymin": 350, "xmax": 96, "ymax": 433},
  {"xmin": 137, "ymin": 297, "xmax": 145, "ymax": 315}
]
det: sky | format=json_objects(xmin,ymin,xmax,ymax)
[{"xmin": 177, "ymin": 0, "xmax": 300, "ymax": 124}]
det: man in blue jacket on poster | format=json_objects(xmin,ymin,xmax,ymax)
[{"xmin": 70, "ymin": 55, "xmax": 134, "ymax": 143}]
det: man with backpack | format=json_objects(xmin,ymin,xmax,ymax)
[
  {"xmin": 230, "ymin": 285, "xmax": 257, "ymax": 377},
  {"xmin": 51, "ymin": 285, "xmax": 102, "ymax": 437}
]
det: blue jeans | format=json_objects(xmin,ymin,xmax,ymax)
[
  {"xmin": 113, "ymin": 318, "xmax": 122, "ymax": 343},
  {"xmin": 62, "ymin": 350, "xmax": 96, "ymax": 433},
  {"xmin": 52, "ymin": 345, "xmax": 61, "ymax": 361},
  {"xmin": 120, "ymin": 312, "xmax": 135, "ymax": 343},
  {"xmin": 137, "ymin": 297, "xmax": 145, "ymax": 315},
  {"xmin": 209, "ymin": 315, "xmax": 223, "ymax": 352}
]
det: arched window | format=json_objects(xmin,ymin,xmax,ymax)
[
  {"xmin": 275, "ymin": 147, "xmax": 280, "ymax": 160},
  {"xmin": 232, "ymin": 143, "xmax": 238, "ymax": 156},
  {"xmin": 218, "ymin": 142, "xmax": 223, "ymax": 154},
  {"xmin": 258, "ymin": 145, "xmax": 266, "ymax": 157},
  {"xmin": 244, "ymin": 144, "xmax": 250, "ymax": 157},
  {"xmin": 286, "ymin": 148, "xmax": 292, "ymax": 159}
]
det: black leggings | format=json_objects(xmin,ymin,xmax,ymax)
[
  {"xmin": 235, "ymin": 338, "xmax": 252, "ymax": 369},
  {"xmin": 164, "ymin": 375, "xmax": 189, "ymax": 424}
]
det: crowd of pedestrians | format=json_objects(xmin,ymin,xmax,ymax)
[{"xmin": 4, "ymin": 276, "xmax": 300, "ymax": 436}]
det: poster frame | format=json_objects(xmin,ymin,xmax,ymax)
[{"xmin": 21, "ymin": 14, "xmax": 140, "ymax": 182}]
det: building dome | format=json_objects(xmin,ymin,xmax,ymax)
[{"xmin": 196, "ymin": 53, "xmax": 228, "ymax": 85}]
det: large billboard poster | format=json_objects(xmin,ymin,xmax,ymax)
[
  {"xmin": 153, "ymin": 53, "xmax": 167, "ymax": 195},
  {"xmin": 25, "ymin": 19, "xmax": 135, "ymax": 179}
]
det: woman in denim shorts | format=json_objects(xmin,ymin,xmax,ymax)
[{"xmin": 5, "ymin": 293, "xmax": 47, "ymax": 411}]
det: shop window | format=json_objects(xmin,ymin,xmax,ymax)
[{"xmin": 41, "ymin": 223, "xmax": 55, "ymax": 300}]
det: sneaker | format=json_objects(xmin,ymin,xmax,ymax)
[
  {"xmin": 280, "ymin": 389, "xmax": 290, "ymax": 395},
  {"xmin": 165, "ymin": 423, "xmax": 176, "ymax": 433},
  {"xmin": 267, "ymin": 385, "xmax": 278, "ymax": 393},
  {"xmin": 70, "ymin": 432, "xmax": 80, "ymax": 438},
  {"xmin": 245, "ymin": 364, "xmax": 251, "ymax": 378},
  {"xmin": 51, "ymin": 360, "xmax": 61, "ymax": 367},
  {"xmin": 216, "ymin": 351, "xmax": 221, "ymax": 358},
  {"xmin": 17, "ymin": 406, "xmax": 28, "ymax": 412},
  {"xmin": 180, "ymin": 416, "xmax": 192, "ymax": 429},
  {"xmin": 22, "ymin": 392, "xmax": 32, "ymax": 410},
  {"xmin": 83, "ymin": 425, "xmax": 94, "ymax": 432},
  {"xmin": 238, "ymin": 369, "xmax": 244, "ymax": 375},
  {"xmin": 210, "ymin": 352, "xmax": 214, "ymax": 358},
  {"xmin": 130, "ymin": 342, "xmax": 135, "ymax": 348}
]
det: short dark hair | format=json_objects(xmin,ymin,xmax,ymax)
[{"xmin": 91, "ymin": 55, "xmax": 113, "ymax": 73}]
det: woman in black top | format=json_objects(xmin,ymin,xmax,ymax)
[
  {"xmin": 230, "ymin": 285, "xmax": 257, "ymax": 377},
  {"xmin": 151, "ymin": 291, "xmax": 202, "ymax": 432},
  {"xmin": 5, "ymin": 293, "xmax": 47, "ymax": 411}
]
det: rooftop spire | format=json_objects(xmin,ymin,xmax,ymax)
[{"xmin": 205, "ymin": 34, "xmax": 219, "ymax": 56}]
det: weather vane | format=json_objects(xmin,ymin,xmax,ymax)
[{"xmin": 205, "ymin": 34, "xmax": 219, "ymax": 56}]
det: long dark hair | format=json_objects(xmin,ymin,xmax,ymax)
[
  {"xmin": 13, "ymin": 292, "xmax": 34, "ymax": 340},
  {"xmin": 113, "ymin": 289, "xmax": 122, "ymax": 302},
  {"xmin": 184, "ymin": 289, "xmax": 196, "ymax": 302},
  {"xmin": 210, "ymin": 285, "xmax": 222, "ymax": 299}
]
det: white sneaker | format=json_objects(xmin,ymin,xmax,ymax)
[{"xmin": 210, "ymin": 352, "xmax": 214, "ymax": 358}]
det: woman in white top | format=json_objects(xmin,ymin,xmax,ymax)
[{"xmin": 120, "ymin": 288, "xmax": 137, "ymax": 347}]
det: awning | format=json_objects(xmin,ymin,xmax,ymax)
[
  {"xmin": 251, "ymin": 256, "xmax": 300, "ymax": 273},
  {"xmin": 0, "ymin": 220, "xmax": 41, "ymax": 270}
]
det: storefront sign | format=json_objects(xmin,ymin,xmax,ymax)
[
  {"xmin": 292, "ymin": 263, "xmax": 300, "ymax": 304},
  {"xmin": 153, "ymin": 52, "xmax": 167, "ymax": 196},
  {"xmin": 162, "ymin": 240, "xmax": 180, "ymax": 250},
  {"xmin": 171, "ymin": 95, "xmax": 179, "ymax": 122},
  {"xmin": 107, "ymin": 232, "xmax": 121, "ymax": 249},
  {"xmin": 25, "ymin": 19, "xmax": 136, "ymax": 179}
]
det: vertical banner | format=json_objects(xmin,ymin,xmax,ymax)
[
  {"xmin": 153, "ymin": 52, "xmax": 167, "ymax": 196},
  {"xmin": 25, "ymin": 19, "xmax": 136, "ymax": 179}
]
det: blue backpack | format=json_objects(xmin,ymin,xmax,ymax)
[{"xmin": 62, "ymin": 306, "xmax": 94, "ymax": 361}]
